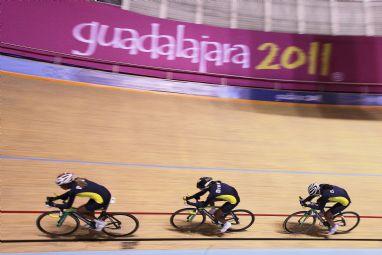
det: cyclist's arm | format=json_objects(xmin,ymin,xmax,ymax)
[
  {"xmin": 54, "ymin": 193, "xmax": 75, "ymax": 209},
  {"xmin": 304, "ymin": 196, "xmax": 326, "ymax": 210},
  {"xmin": 189, "ymin": 189, "xmax": 208, "ymax": 200},
  {"xmin": 301, "ymin": 195, "xmax": 316, "ymax": 203},
  {"xmin": 200, "ymin": 193, "xmax": 215, "ymax": 207},
  {"xmin": 316, "ymin": 197, "xmax": 327, "ymax": 211},
  {"xmin": 51, "ymin": 191, "xmax": 71, "ymax": 201}
]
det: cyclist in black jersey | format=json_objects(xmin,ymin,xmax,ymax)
[
  {"xmin": 46, "ymin": 173, "xmax": 111, "ymax": 231},
  {"xmin": 186, "ymin": 177, "xmax": 240, "ymax": 233},
  {"xmin": 301, "ymin": 183, "xmax": 351, "ymax": 235}
]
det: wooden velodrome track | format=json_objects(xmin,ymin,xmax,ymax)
[{"xmin": 1, "ymin": 71, "xmax": 382, "ymax": 253}]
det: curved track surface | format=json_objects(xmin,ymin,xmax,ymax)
[{"xmin": 1, "ymin": 73, "xmax": 382, "ymax": 252}]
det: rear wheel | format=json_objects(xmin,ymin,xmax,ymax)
[
  {"xmin": 283, "ymin": 211, "xmax": 316, "ymax": 234},
  {"xmin": 102, "ymin": 213, "xmax": 139, "ymax": 237},
  {"xmin": 225, "ymin": 209, "xmax": 255, "ymax": 232},
  {"xmin": 170, "ymin": 208, "xmax": 206, "ymax": 231},
  {"xmin": 36, "ymin": 211, "xmax": 79, "ymax": 236},
  {"xmin": 333, "ymin": 211, "xmax": 360, "ymax": 234}
]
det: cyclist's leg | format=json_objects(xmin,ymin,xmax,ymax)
[
  {"xmin": 325, "ymin": 203, "xmax": 347, "ymax": 234},
  {"xmin": 79, "ymin": 200, "xmax": 107, "ymax": 230},
  {"xmin": 214, "ymin": 202, "xmax": 232, "ymax": 224},
  {"xmin": 216, "ymin": 202, "xmax": 238, "ymax": 232},
  {"xmin": 327, "ymin": 202, "xmax": 348, "ymax": 218},
  {"xmin": 78, "ymin": 200, "xmax": 106, "ymax": 220},
  {"xmin": 214, "ymin": 200, "xmax": 239, "ymax": 221},
  {"xmin": 78, "ymin": 200, "xmax": 101, "ymax": 219}
]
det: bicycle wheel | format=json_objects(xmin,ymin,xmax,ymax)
[
  {"xmin": 102, "ymin": 213, "xmax": 139, "ymax": 237},
  {"xmin": 36, "ymin": 211, "xmax": 79, "ymax": 236},
  {"xmin": 225, "ymin": 209, "xmax": 255, "ymax": 232},
  {"xmin": 333, "ymin": 211, "xmax": 360, "ymax": 234},
  {"xmin": 283, "ymin": 211, "xmax": 317, "ymax": 234},
  {"xmin": 170, "ymin": 208, "xmax": 206, "ymax": 231}
]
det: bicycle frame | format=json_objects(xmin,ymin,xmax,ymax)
[
  {"xmin": 55, "ymin": 208, "xmax": 104, "ymax": 228},
  {"xmin": 299, "ymin": 208, "xmax": 330, "ymax": 228},
  {"xmin": 184, "ymin": 198, "xmax": 240, "ymax": 225},
  {"xmin": 187, "ymin": 206, "xmax": 238, "ymax": 225},
  {"xmin": 186, "ymin": 207, "xmax": 215, "ymax": 222}
]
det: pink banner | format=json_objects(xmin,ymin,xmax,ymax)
[{"xmin": 1, "ymin": 0, "xmax": 382, "ymax": 88}]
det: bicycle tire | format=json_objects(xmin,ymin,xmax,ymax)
[
  {"xmin": 36, "ymin": 211, "xmax": 80, "ymax": 236},
  {"xmin": 170, "ymin": 208, "xmax": 206, "ymax": 231},
  {"xmin": 283, "ymin": 211, "xmax": 317, "ymax": 234},
  {"xmin": 225, "ymin": 209, "xmax": 255, "ymax": 232},
  {"xmin": 333, "ymin": 211, "xmax": 360, "ymax": 234},
  {"xmin": 102, "ymin": 213, "xmax": 139, "ymax": 237}
]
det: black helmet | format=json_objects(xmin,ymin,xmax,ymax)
[{"xmin": 197, "ymin": 177, "xmax": 213, "ymax": 189}]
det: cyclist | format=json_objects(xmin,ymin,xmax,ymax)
[
  {"xmin": 46, "ymin": 173, "xmax": 112, "ymax": 231},
  {"xmin": 185, "ymin": 177, "xmax": 240, "ymax": 233},
  {"xmin": 300, "ymin": 183, "xmax": 351, "ymax": 235}
]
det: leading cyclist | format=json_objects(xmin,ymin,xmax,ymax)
[{"xmin": 46, "ymin": 172, "xmax": 112, "ymax": 231}]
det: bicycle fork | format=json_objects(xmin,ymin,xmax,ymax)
[
  {"xmin": 57, "ymin": 211, "xmax": 69, "ymax": 227},
  {"xmin": 298, "ymin": 212, "xmax": 311, "ymax": 225},
  {"xmin": 186, "ymin": 210, "xmax": 198, "ymax": 222}
]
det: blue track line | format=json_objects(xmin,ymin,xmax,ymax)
[{"xmin": 1, "ymin": 155, "xmax": 382, "ymax": 177}]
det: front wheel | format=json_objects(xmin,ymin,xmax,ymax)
[
  {"xmin": 170, "ymin": 208, "xmax": 206, "ymax": 231},
  {"xmin": 102, "ymin": 213, "xmax": 139, "ymax": 237},
  {"xmin": 225, "ymin": 209, "xmax": 255, "ymax": 232},
  {"xmin": 283, "ymin": 211, "xmax": 316, "ymax": 234},
  {"xmin": 334, "ymin": 211, "xmax": 360, "ymax": 234},
  {"xmin": 36, "ymin": 211, "xmax": 80, "ymax": 236}
]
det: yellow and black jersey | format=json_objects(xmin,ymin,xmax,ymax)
[
  {"xmin": 317, "ymin": 184, "xmax": 351, "ymax": 209},
  {"xmin": 303, "ymin": 184, "xmax": 351, "ymax": 210},
  {"xmin": 192, "ymin": 181, "xmax": 240, "ymax": 207},
  {"xmin": 55, "ymin": 179, "xmax": 111, "ymax": 209}
]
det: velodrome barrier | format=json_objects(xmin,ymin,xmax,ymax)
[{"xmin": 2, "ymin": 55, "xmax": 382, "ymax": 106}]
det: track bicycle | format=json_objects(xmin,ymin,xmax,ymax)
[
  {"xmin": 283, "ymin": 197, "xmax": 360, "ymax": 234},
  {"xmin": 170, "ymin": 197, "xmax": 255, "ymax": 232},
  {"xmin": 36, "ymin": 199, "xmax": 139, "ymax": 237}
]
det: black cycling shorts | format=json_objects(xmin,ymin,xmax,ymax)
[
  {"xmin": 84, "ymin": 199, "xmax": 108, "ymax": 211},
  {"xmin": 328, "ymin": 202, "xmax": 349, "ymax": 215},
  {"xmin": 221, "ymin": 202, "xmax": 239, "ymax": 214}
]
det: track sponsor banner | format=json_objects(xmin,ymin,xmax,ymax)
[
  {"xmin": 222, "ymin": 87, "xmax": 382, "ymax": 105},
  {"xmin": 1, "ymin": 0, "xmax": 382, "ymax": 87}
]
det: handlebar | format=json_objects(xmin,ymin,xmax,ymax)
[
  {"xmin": 298, "ymin": 196, "xmax": 319, "ymax": 208},
  {"xmin": 45, "ymin": 200, "xmax": 77, "ymax": 214},
  {"xmin": 183, "ymin": 196, "xmax": 205, "ymax": 208}
]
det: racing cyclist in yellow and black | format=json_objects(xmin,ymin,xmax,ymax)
[
  {"xmin": 186, "ymin": 177, "xmax": 240, "ymax": 233},
  {"xmin": 300, "ymin": 183, "xmax": 351, "ymax": 235},
  {"xmin": 46, "ymin": 173, "xmax": 111, "ymax": 231}
]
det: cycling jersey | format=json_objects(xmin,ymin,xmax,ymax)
[
  {"xmin": 191, "ymin": 181, "xmax": 240, "ymax": 207},
  {"xmin": 304, "ymin": 184, "xmax": 351, "ymax": 211},
  {"xmin": 54, "ymin": 179, "xmax": 111, "ymax": 210}
]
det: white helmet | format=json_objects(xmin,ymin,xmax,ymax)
[
  {"xmin": 56, "ymin": 173, "xmax": 75, "ymax": 186},
  {"xmin": 308, "ymin": 183, "xmax": 320, "ymax": 196}
]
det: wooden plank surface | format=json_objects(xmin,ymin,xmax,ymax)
[{"xmin": 1, "ymin": 73, "xmax": 382, "ymax": 252}]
